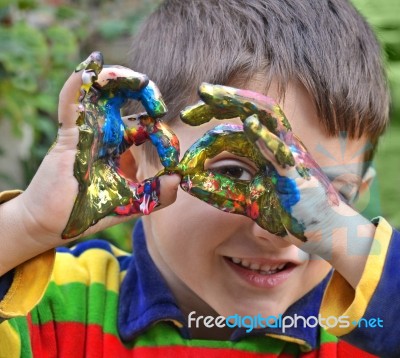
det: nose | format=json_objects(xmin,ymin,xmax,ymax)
[{"xmin": 251, "ymin": 221, "xmax": 293, "ymax": 249}]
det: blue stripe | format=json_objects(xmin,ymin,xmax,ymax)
[{"xmin": 0, "ymin": 269, "xmax": 14, "ymax": 300}]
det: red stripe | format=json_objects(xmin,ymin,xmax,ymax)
[
  {"xmin": 27, "ymin": 319, "xmax": 294, "ymax": 357},
  {"xmin": 108, "ymin": 345, "xmax": 296, "ymax": 358},
  {"xmin": 337, "ymin": 340, "xmax": 378, "ymax": 358},
  {"xmin": 27, "ymin": 318, "xmax": 378, "ymax": 357}
]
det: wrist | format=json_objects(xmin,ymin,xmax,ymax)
[
  {"xmin": 329, "ymin": 213, "xmax": 375, "ymax": 288},
  {"xmin": 0, "ymin": 191, "xmax": 61, "ymax": 276},
  {"xmin": 292, "ymin": 201, "xmax": 375, "ymax": 288}
]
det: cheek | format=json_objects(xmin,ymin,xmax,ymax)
[
  {"xmin": 155, "ymin": 191, "xmax": 230, "ymax": 243},
  {"xmin": 303, "ymin": 256, "xmax": 332, "ymax": 287},
  {"xmin": 150, "ymin": 190, "xmax": 246, "ymax": 265}
]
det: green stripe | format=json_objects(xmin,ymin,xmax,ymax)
[
  {"xmin": 319, "ymin": 327, "xmax": 339, "ymax": 345},
  {"xmin": 9, "ymin": 316, "xmax": 33, "ymax": 358},
  {"xmin": 132, "ymin": 323, "xmax": 300, "ymax": 355},
  {"xmin": 30, "ymin": 281, "xmax": 119, "ymax": 336}
]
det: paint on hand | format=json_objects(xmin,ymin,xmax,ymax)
[{"xmin": 62, "ymin": 52, "xmax": 179, "ymax": 239}]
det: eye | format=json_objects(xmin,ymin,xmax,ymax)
[{"xmin": 207, "ymin": 159, "xmax": 256, "ymax": 181}]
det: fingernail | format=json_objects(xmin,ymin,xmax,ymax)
[
  {"xmin": 180, "ymin": 100, "xmax": 208, "ymax": 125},
  {"xmin": 75, "ymin": 51, "xmax": 104, "ymax": 75},
  {"xmin": 243, "ymin": 114, "xmax": 262, "ymax": 142}
]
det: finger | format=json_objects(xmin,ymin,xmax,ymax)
[
  {"xmin": 198, "ymin": 83, "xmax": 292, "ymax": 135},
  {"xmin": 96, "ymin": 65, "xmax": 148, "ymax": 93},
  {"xmin": 180, "ymin": 100, "xmax": 241, "ymax": 126},
  {"xmin": 97, "ymin": 69, "xmax": 166, "ymax": 119},
  {"xmin": 137, "ymin": 80, "xmax": 168, "ymax": 118},
  {"xmin": 58, "ymin": 51, "xmax": 103, "ymax": 129},
  {"xmin": 243, "ymin": 114, "xmax": 295, "ymax": 170},
  {"xmin": 113, "ymin": 173, "xmax": 180, "ymax": 217},
  {"xmin": 85, "ymin": 68, "xmax": 167, "ymax": 159},
  {"xmin": 148, "ymin": 121, "xmax": 180, "ymax": 169}
]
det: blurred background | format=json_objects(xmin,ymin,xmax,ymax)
[{"xmin": 0, "ymin": 0, "xmax": 399, "ymax": 251}]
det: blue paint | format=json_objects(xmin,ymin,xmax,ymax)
[
  {"xmin": 274, "ymin": 173, "xmax": 300, "ymax": 213},
  {"xmin": 100, "ymin": 84, "xmax": 158, "ymax": 158},
  {"xmin": 121, "ymin": 83, "xmax": 166, "ymax": 118},
  {"xmin": 101, "ymin": 94, "xmax": 126, "ymax": 157},
  {"xmin": 149, "ymin": 132, "xmax": 179, "ymax": 168}
]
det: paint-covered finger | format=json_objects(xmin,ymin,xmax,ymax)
[
  {"xmin": 76, "ymin": 51, "xmax": 103, "ymax": 98},
  {"xmin": 137, "ymin": 80, "xmax": 167, "ymax": 118},
  {"xmin": 114, "ymin": 172, "xmax": 180, "ymax": 216},
  {"xmin": 198, "ymin": 83, "xmax": 292, "ymax": 134},
  {"xmin": 180, "ymin": 101, "xmax": 221, "ymax": 126},
  {"xmin": 96, "ymin": 65, "xmax": 148, "ymax": 92},
  {"xmin": 244, "ymin": 115, "xmax": 295, "ymax": 169},
  {"xmin": 103, "ymin": 77, "xmax": 166, "ymax": 118},
  {"xmin": 58, "ymin": 52, "xmax": 103, "ymax": 129},
  {"xmin": 148, "ymin": 121, "xmax": 180, "ymax": 169}
]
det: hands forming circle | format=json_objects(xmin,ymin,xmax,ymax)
[{"xmin": 63, "ymin": 52, "xmax": 340, "ymax": 244}]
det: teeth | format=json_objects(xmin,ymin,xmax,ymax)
[
  {"xmin": 260, "ymin": 264, "xmax": 271, "ymax": 272},
  {"xmin": 250, "ymin": 263, "xmax": 261, "ymax": 270},
  {"xmin": 241, "ymin": 259, "xmax": 251, "ymax": 268},
  {"xmin": 229, "ymin": 257, "xmax": 287, "ymax": 274}
]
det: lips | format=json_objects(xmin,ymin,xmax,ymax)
[{"xmin": 224, "ymin": 256, "xmax": 296, "ymax": 288}]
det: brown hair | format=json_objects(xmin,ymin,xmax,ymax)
[{"xmin": 128, "ymin": 0, "xmax": 390, "ymax": 163}]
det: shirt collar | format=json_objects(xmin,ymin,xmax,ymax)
[
  {"xmin": 118, "ymin": 219, "xmax": 331, "ymax": 349},
  {"xmin": 118, "ymin": 219, "xmax": 189, "ymax": 342}
]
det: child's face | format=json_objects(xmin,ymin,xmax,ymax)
[{"xmin": 134, "ymin": 77, "xmax": 371, "ymax": 321}]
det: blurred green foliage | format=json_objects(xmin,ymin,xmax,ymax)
[
  {"xmin": 0, "ymin": 0, "xmax": 399, "ymax": 253},
  {"xmin": 0, "ymin": 6, "xmax": 77, "ymax": 180},
  {"xmin": 352, "ymin": 0, "xmax": 400, "ymax": 124},
  {"xmin": 351, "ymin": 0, "xmax": 400, "ymax": 228},
  {"xmin": 0, "ymin": 0, "xmax": 160, "ymax": 251}
]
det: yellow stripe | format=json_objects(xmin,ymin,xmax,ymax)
[
  {"xmin": 0, "ymin": 190, "xmax": 22, "ymax": 204},
  {"xmin": 320, "ymin": 217, "xmax": 392, "ymax": 336},
  {"xmin": 52, "ymin": 248, "xmax": 126, "ymax": 293},
  {"xmin": 0, "ymin": 250, "xmax": 55, "ymax": 318},
  {"xmin": 0, "ymin": 321, "xmax": 21, "ymax": 358}
]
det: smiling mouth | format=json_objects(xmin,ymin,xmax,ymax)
[{"xmin": 225, "ymin": 257, "xmax": 294, "ymax": 275}]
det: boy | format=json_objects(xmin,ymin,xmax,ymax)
[{"xmin": 0, "ymin": 0, "xmax": 398, "ymax": 357}]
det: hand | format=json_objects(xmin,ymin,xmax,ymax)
[
  {"xmin": 181, "ymin": 83, "xmax": 375, "ymax": 272},
  {"xmin": 22, "ymin": 52, "xmax": 180, "ymax": 241}
]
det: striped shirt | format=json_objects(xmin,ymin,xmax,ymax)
[{"xmin": 0, "ymin": 218, "xmax": 398, "ymax": 357}]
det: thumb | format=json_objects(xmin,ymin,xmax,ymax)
[{"xmin": 58, "ymin": 52, "xmax": 103, "ymax": 130}]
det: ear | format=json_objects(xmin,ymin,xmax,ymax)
[
  {"xmin": 359, "ymin": 166, "xmax": 376, "ymax": 196},
  {"xmin": 119, "ymin": 150, "xmax": 138, "ymax": 182},
  {"xmin": 121, "ymin": 144, "xmax": 155, "ymax": 182}
]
